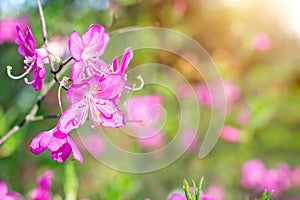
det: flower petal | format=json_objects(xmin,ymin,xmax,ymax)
[
  {"xmin": 68, "ymin": 135, "xmax": 83, "ymax": 164},
  {"xmin": 58, "ymin": 102, "xmax": 89, "ymax": 133},
  {"xmin": 69, "ymin": 30, "xmax": 83, "ymax": 61},
  {"xmin": 118, "ymin": 47, "xmax": 133, "ymax": 75},
  {"xmin": 82, "ymin": 24, "xmax": 109, "ymax": 56},
  {"xmin": 30, "ymin": 131, "xmax": 51, "ymax": 154},
  {"xmin": 70, "ymin": 61, "xmax": 86, "ymax": 83}
]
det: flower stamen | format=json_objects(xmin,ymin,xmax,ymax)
[
  {"xmin": 125, "ymin": 75, "xmax": 144, "ymax": 91},
  {"xmin": 6, "ymin": 63, "xmax": 34, "ymax": 80}
]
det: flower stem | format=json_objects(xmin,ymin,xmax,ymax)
[{"xmin": 36, "ymin": 0, "xmax": 67, "ymax": 90}]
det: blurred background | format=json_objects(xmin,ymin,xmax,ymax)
[{"xmin": 0, "ymin": 0, "xmax": 300, "ymax": 199}]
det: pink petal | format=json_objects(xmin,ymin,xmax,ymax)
[
  {"xmin": 82, "ymin": 24, "xmax": 109, "ymax": 56},
  {"xmin": 58, "ymin": 102, "xmax": 88, "ymax": 133},
  {"xmin": 118, "ymin": 47, "xmax": 133, "ymax": 75},
  {"xmin": 69, "ymin": 30, "xmax": 83, "ymax": 61},
  {"xmin": 68, "ymin": 135, "xmax": 83, "ymax": 164},
  {"xmin": 50, "ymin": 143, "xmax": 72, "ymax": 163},
  {"xmin": 0, "ymin": 180, "xmax": 8, "ymax": 197},
  {"xmin": 70, "ymin": 61, "xmax": 86, "ymax": 83},
  {"xmin": 46, "ymin": 130, "xmax": 68, "ymax": 152},
  {"xmin": 95, "ymin": 74, "xmax": 126, "ymax": 99},
  {"xmin": 82, "ymin": 24, "xmax": 102, "ymax": 48},
  {"xmin": 30, "ymin": 131, "xmax": 50, "ymax": 154}
]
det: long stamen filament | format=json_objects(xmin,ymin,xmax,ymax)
[
  {"xmin": 125, "ymin": 75, "xmax": 144, "ymax": 91},
  {"xmin": 6, "ymin": 64, "xmax": 34, "ymax": 80},
  {"xmin": 48, "ymin": 51, "xmax": 62, "ymax": 65},
  {"xmin": 58, "ymin": 77, "xmax": 69, "ymax": 114}
]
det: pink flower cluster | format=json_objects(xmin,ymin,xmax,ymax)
[
  {"xmin": 0, "ymin": 180, "xmax": 21, "ymax": 200},
  {"xmin": 30, "ymin": 171, "xmax": 53, "ymax": 200},
  {"xmin": 241, "ymin": 159, "xmax": 297, "ymax": 196},
  {"xmin": 30, "ymin": 24, "xmax": 133, "ymax": 164},
  {"xmin": 0, "ymin": 171, "xmax": 52, "ymax": 200}
]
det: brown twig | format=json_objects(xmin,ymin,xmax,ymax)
[
  {"xmin": 36, "ymin": 0, "xmax": 65, "ymax": 89},
  {"xmin": 0, "ymin": 61, "xmax": 70, "ymax": 146},
  {"xmin": 53, "ymin": 56, "xmax": 73, "ymax": 74},
  {"xmin": 0, "ymin": 114, "xmax": 60, "ymax": 146}
]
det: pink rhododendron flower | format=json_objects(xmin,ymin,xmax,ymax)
[
  {"xmin": 252, "ymin": 33, "xmax": 271, "ymax": 52},
  {"xmin": 169, "ymin": 193, "xmax": 186, "ymax": 200},
  {"xmin": 57, "ymin": 48, "xmax": 132, "ymax": 132},
  {"xmin": 15, "ymin": 25, "xmax": 48, "ymax": 91},
  {"xmin": 0, "ymin": 17, "xmax": 27, "ymax": 44},
  {"xmin": 236, "ymin": 106, "xmax": 250, "ymax": 125},
  {"xmin": 195, "ymin": 82, "xmax": 240, "ymax": 109},
  {"xmin": 30, "ymin": 127, "xmax": 83, "ymax": 164},
  {"xmin": 173, "ymin": 0, "xmax": 187, "ymax": 16},
  {"xmin": 206, "ymin": 185, "xmax": 225, "ymax": 200},
  {"xmin": 69, "ymin": 24, "xmax": 109, "ymax": 81},
  {"xmin": 0, "ymin": 180, "xmax": 22, "ymax": 200},
  {"xmin": 242, "ymin": 160, "xmax": 292, "ymax": 196},
  {"xmin": 30, "ymin": 170, "xmax": 53, "ymax": 200},
  {"xmin": 59, "ymin": 73, "xmax": 126, "ymax": 131},
  {"xmin": 263, "ymin": 163, "xmax": 291, "ymax": 196},
  {"xmin": 291, "ymin": 166, "xmax": 300, "ymax": 186},
  {"xmin": 195, "ymin": 83, "xmax": 211, "ymax": 107},
  {"xmin": 241, "ymin": 159, "xmax": 266, "ymax": 189},
  {"xmin": 169, "ymin": 189, "xmax": 214, "ymax": 200},
  {"xmin": 181, "ymin": 128, "xmax": 198, "ymax": 152},
  {"xmin": 220, "ymin": 125, "xmax": 241, "ymax": 143}
]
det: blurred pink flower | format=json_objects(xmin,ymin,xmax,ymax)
[
  {"xmin": 169, "ymin": 189, "xmax": 214, "ymax": 200},
  {"xmin": 195, "ymin": 82, "xmax": 240, "ymax": 109},
  {"xmin": 173, "ymin": 0, "xmax": 187, "ymax": 16},
  {"xmin": 242, "ymin": 160, "xmax": 292, "ymax": 196},
  {"xmin": 195, "ymin": 83, "xmax": 211, "ymax": 107},
  {"xmin": 181, "ymin": 128, "xmax": 198, "ymax": 152},
  {"xmin": 0, "ymin": 17, "xmax": 27, "ymax": 44},
  {"xmin": 252, "ymin": 33, "xmax": 271, "ymax": 52},
  {"xmin": 169, "ymin": 193, "xmax": 186, "ymax": 200},
  {"xmin": 127, "ymin": 95, "xmax": 164, "ymax": 127},
  {"xmin": 15, "ymin": 25, "xmax": 48, "ymax": 91},
  {"xmin": 236, "ymin": 106, "xmax": 250, "ymax": 125},
  {"xmin": 206, "ymin": 185, "xmax": 225, "ymax": 200},
  {"xmin": 220, "ymin": 126, "xmax": 241, "ymax": 143},
  {"xmin": 225, "ymin": 82, "xmax": 240, "ymax": 103},
  {"xmin": 30, "ymin": 170, "xmax": 53, "ymax": 200},
  {"xmin": 263, "ymin": 163, "xmax": 291, "ymax": 196},
  {"xmin": 241, "ymin": 159, "xmax": 266, "ymax": 189},
  {"xmin": 291, "ymin": 166, "xmax": 300, "ymax": 186},
  {"xmin": 0, "ymin": 180, "xmax": 22, "ymax": 200},
  {"xmin": 136, "ymin": 128, "xmax": 165, "ymax": 151},
  {"xmin": 30, "ymin": 127, "xmax": 83, "ymax": 164},
  {"xmin": 48, "ymin": 36, "xmax": 69, "ymax": 58}
]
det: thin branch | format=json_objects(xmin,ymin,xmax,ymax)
[
  {"xmin": 53, "ymin": 56, "xmax": 73, "ymax": 74},
  {"xmin": 0, "ymin": 55, "xmax": 71, "ymax": 146},
  {"xmin": 36, "ymin": 0, "xmax": 63, "ymax": 89}
]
